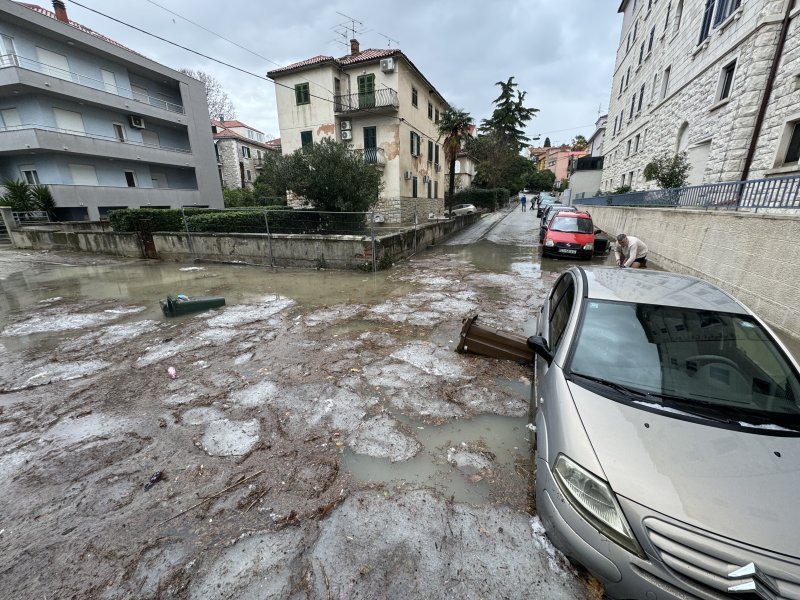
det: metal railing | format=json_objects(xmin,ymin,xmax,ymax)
[
  {"xmin": 578, "ymin": 174, "xmax": 800, "ymax": 212},
  {"xmin": 334, "ymin": 88, "xmax": 399, "ymax": 113},
  {"xmin": 0, "ymin": 54, "xmax": 185, "ymax": 114},
  {"xmin": 0, "ymin": 124, "xmax": 192, "ymax": 153},
  {"xmin": 12, "ymin": 210, "xmax": 50, "ymax": 225},
  {"xmin": 350, "ymin": 147, "xmax": 386, "ymax": 166}
]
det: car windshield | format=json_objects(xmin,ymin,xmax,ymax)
[
  {"xmin": 550, "ymin": 216, "xmax": 593, "ymax": 233},
  {"xmin": 567, "ymin": 300, "xmax": 800, "ymax": 427}
]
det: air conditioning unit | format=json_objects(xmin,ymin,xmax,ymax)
[
  {"xmin": 380, "ymin": 58, "xmax": 395, "ymax": 73},
  {"xmin": 341, "ymin": 130, "xmax": 353, "ymax": 140},
  {"xmin": 128, "ymin": 115, "xmax": 145, "ymax": 129},
  {"xmin": 434, "ymin": 163, "xmax": 442, "ymax": 172},
  {"xmin": 403, "ymin": 170, "xmax": 413, "ymax": 180},
  {"xmin": 340, "ymin": 120, "xmax": 352, "ymax": 131},
  {"xmin": 423, "ymin": 175, "xmax": 430, "ymax": 184}
]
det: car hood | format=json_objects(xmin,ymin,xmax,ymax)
[
  {"xmin": 548, "ymin": 231, "xmax": 594, "ymax": 244},
  {"xmin": 570, "ymin": 383, "xmax": 800, "ymax": 557}
]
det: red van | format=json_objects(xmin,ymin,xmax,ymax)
[{"xmin": 542, "ymin": 211, "xmax": 594, "ymax": 259}]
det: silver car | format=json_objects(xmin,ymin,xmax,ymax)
[{"xmin": 528, "ymin": 267, "xmax": 800, "ymax": 600}]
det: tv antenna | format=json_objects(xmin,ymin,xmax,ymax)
[
  {"xmin": 334, "ymin": 11, "xmax": 367, "ymax": 41},
  {"xmin": 378, "ymin": 32, "xmax": 399, "ymax": 48}
]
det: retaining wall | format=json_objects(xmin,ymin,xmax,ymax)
[
  {"xmin": 581, "ymin": 205, "xmax": 800, "ymax": 337},
  {"xmin": 8, "ymin": 228, "xmax": 143, "ymax": 258}
]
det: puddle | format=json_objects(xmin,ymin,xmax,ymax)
[{"xmin": 342, "ymin": 412, "xmax": 532, "ymax": 505}]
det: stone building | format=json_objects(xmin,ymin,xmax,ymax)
[
  {"xmin": 0, "ymin": 0, "xmax": 222, "ymax": 220},
  {"xmin": 267, "ymin": 39, "xmax": 448, "ymax": 223},
  {"xmin": 211, "ymin": 119, "xmax": 276, "ymax": 189},
  {"xmin": 602, "ymin": 0, "xmax": 800, "ymax": 193}
]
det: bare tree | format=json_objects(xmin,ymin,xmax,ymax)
[{"xmin": 180, "ymin": 68, "xmax": 236, "ymax": 120}]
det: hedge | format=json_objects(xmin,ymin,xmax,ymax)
[
  {"xmin": 108, "ymin": 206, "xmax": 289, "ymax": 233},
  {"xmin": 451, "ymin": 187, "xmax": 509, "ymax": 211}
]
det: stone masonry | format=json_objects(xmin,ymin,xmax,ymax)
[{"xmin": 602, "ymin": 0, "xmax": 798, "ymax": 192}]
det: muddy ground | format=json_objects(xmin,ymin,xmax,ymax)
[{"xmin": 0, "ymin": 245, "xmax": 602, "ymax": 599}]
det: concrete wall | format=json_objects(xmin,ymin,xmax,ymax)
[
  {"xmin": 580, "ymin": 204, "xmax": 800, "ymax": 336},
  {"xmin": 9, "ymin": 227, "xmax": 142, "ymax": 257}
]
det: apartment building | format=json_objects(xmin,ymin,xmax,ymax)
[
  {"xmin": 212, "ymin": 119, "xmax": 277, "ymax": 189},
  {"xmin": 0, "ymin": 0, "xmax": 222, "ymax": 220},
  {"xmin": 267, "ymin": 39, "xmax": 448, "ymax": 223},
  {"xmin": 602, "ymin": 0, "xmax": 800, "ymax": 192}
]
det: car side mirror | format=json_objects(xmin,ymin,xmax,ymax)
[
  {"xmin": 595, "ymin": 228, "xmax": 602, "ymax": 234},
  {"xmin": 527, "ymin": 335, "xmax": 553, "ymax": 365}
]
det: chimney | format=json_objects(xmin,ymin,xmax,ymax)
[
  {"xmin": 52, "ymin": 0, "xmax": 69, "ymax": 23},
  {"xmin": 350, "ymin": 38, "xmax": 360, "ymax": 56}
]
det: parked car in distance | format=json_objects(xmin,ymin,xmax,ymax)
[
  {"xmin": 538, "ymin": 205, "xmax": 578, "ymax": 243},
  {"xmin": 529, "ymin": 267, "xmax": 800, "ymax": 600},
  {"xmin": 537, "ymin": 195, "xmax": 556, "ymax": 217},
  {"xmin": 541, "ymin": 211, "xmax": 594, "ymax": 258},
  {"xmin": 446, "ymin": 203, "xmax": 477, "ymax": 216}
]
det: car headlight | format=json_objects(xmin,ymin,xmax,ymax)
[
  {"xmin": 553, "ymin": 454, "xmax": 645, "ymax": 558},
  {"xmin": 583, "ymin": 243, "xmax": 594, "ymax": 250},
  {"xmin": 545, "ymin": 238, "xmax": 554, "ymax": 247}
]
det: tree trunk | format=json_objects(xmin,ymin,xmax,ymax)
[{"xmin": 448, "ymin": 157, "xmax": 457, "ymax": 213}]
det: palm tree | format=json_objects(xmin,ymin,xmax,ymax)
[
  {"xmin": 30, "ymin": 184, "xmax": 56, "ymax": 220},
  {"xmin": 1, "ymin": 179, "xmax": 34, "ymax": 211},
  {"xmin": 437, "ymin": 108, "xmax": 474, "ymax": 213}
]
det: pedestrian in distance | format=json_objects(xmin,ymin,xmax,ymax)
[
  {"xmin": 520, "ymin": 194, "xmax": 527, "ymax": 212},
  {"xmin": 615, "ymin": 233, "xmax": 648, "ymax": 268}
]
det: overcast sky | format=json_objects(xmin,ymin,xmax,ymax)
[{"xmin": 61, "ymin": 0, "xmax": 622, "ymax": 145}]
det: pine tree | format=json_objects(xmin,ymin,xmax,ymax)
[{"xmin": 478, "ymin": 77, "xmax": 539, "ymax": 151}]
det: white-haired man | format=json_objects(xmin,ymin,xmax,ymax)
[{"xmin": 615, "ymin": 233, "xmax": 648, "ymax": 268}]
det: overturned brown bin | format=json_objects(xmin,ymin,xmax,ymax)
[{"xmin": 456, "ymin": 314, "xmax": 535, "ymax": 364}]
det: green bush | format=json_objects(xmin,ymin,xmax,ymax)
[
  {"xmin": 185, "ymin": 210, "xmax": 267, "ymax": 233},
  {"xmin": 452, "ymin": 187, "xmax": 508, "ymax": 211},
  {"xmin": 108, "ymin": 208, "xmax": 186, "ymax": 232}
]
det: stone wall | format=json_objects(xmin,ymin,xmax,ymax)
[
  {"xmin": 603, "ymin": 0, "xmax": 796, "ymax": 192},
  {"xmin": 10, "ymin": 228, "xmax": 143, "ymax": 258},
  {"xmin": 582, "ymin": 204, "xmax": 800, "ymax": 336}
]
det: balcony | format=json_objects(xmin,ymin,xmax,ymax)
[
  {"xmin": 350, "ymin": 147, "xmax": 386, "ymax": 167},
  {"xmin": 334, "ymin": 88, "xmax": 399, "ymax": 114},
  {"xmin": 0, "ymin": 54, "xmax": 185, "ymax": 114}
]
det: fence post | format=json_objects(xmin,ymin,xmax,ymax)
[
  {"xmin": 181, "ymin": 206, "xmax": 197, "ymax": 262},
  {"xmin": 263, "ymin": 209, "xmax": 275, "ymax": 267},
  {"xmin": 370, "ymin": 211, "xmax": 377, "ymax": 273},
  {"xmin": 413, "ymin": 207, "xmax": 417, "ymax": 254}
]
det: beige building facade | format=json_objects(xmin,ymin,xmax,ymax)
[
  {"xmin": 602, "ymin": 0, "xmax": 800, "ymax": 193},
  {"xmin": 267, "ymin": 40, "xmax": 448, "ymax": 223},
  {"xmin": 211, "ymin": 119, "xmax": 276, "ymax": 190}
]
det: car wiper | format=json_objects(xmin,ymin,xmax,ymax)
[{"xmin": 567, "ymin": 372, "xmax": 649, "ymax": 399}]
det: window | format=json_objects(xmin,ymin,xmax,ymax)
[
  {"xmin": 246, "ymin": 170, "xmax": 252, "ymax": 182},
  {"xmin": 0, "ymin": 107, "xmax": 21, "ymax": 130},
  {"xmin": 412, "ymin": 87, "xmax": 418, "ymax": 107},
  {"xmin": 412, "ymin": 176, "xmax": 418, "ymax": 198},
  {"xmin": 627, "ymin": 32, "xmax": 632, "ymax": 52},
  {"xmin": 627, "ymin": 139, "xmax": 632, "ymax": 156},
  {"xmin": 410, "ymin": 131, "xmax": 420, "ymax": 156},
  {"xmin": 434, "ymin": 181, "xmax": 438, "ymax": 198},
  {"xmin": 715, "ymin": 0, "xmax": 741, "ymax": 25},
  {"xmin": 241, "ymin": 146, "xmax": 251, "ymax": 158},
  {"xmin": 635, "ymin": 134, "xmax": 641, "ymax": 153},
  {"xmin": 630, "ymin": 95, "xmax": 636, "ymax": 119},
  {"xmin": 68, "ymin": 164, "xmax": 98, "ymax": 186},
  {"xmin": 782, "ymin": 122, "xmax": 800, "ymax": 165},
  {"xmin": 548, "ymin": 275, "xmax": 575, "ymax": 350},
  {"xmin": 699, "ymin": 0, "xmax": 715, "ymax": 44},
  {"xmin": 428, "ymin": 140, "xmax": 434, "ymax": 162},
  {"xmin": 435, "ymin": 144, "xmax": 440, "ymax": 165},
  {"xmin": 357, "ymin": 74, "xmax": 375, "ymax": 108},
  {"xmin": 652, "ymin": 72, "xmax": 659, "ymax": 100},
  {"xmin": 648, "ymin": 26, "xmax": 655, "ymax": 53},
  {"xmin": 36, "ymin": 47, "xmax": 70, "ymax": 80},
  {"xmin": 53, "ymin": 108, "xmax": 85, "ymax": 134},
  {"xmin": 638, "ymin": 84, "xmax": 646, "ymax": 112},
  {"xmin": 100, "ymin": 69, "xmax": 117, "ymax": 94},
  {"xmin": 435, "ymin": 108, "xmax": 440, "ymax": 124},
  {"xmin": 300, "ymin": 130, "xmax": 313, "ymax": 148},
  {"xmin": 619, "ymin": 78, "xmax": 624, "ymax": 97},
  {"xmin": 639, "ymin": 42, "xmax": 645, "ymax": 65},
  {"xmin": 0, "ymin": 35, "xmax": 17, "ymax": 66},
  {"xmin": 427, "ymin": 179, "xmax": 432, "ymax": 198},
  {"xmin": 124, "ymin": 170, "xmax": 137, "ymax": 187},
  {"xmin": 633, "ymin": 20, "xmax": 638, "ymax": 40},
  {"xmin": 661, "ymin": 66, "xmax": 671, "ymax": 99},
  {"xmin": 113, "ymin": 122, "xmax": 126, "ymax": 142},
  {"xmin": 295, "ymin": 82, "xmax": 310, "ymax": 105},
  {"xmin": 20, "ymin": 166, "xmax": 39, "ymax": 185},
  {"xmin": 717, "ymin": 60, "xmax": 736, "ymax": 102},
  {"xmin": 428, "ymin": 102, "xmax": 433, "ymax": 120},
  {"xmin": 626, "ymin": 66, "xmax": 631, "ymax": 89},
  {"xmin": 674, "ymin": 0, "xmax": 684, "ymax": 35},
  {"xmin": 664, "ymin": 2, "xmax": 672, "ymax": 31}
]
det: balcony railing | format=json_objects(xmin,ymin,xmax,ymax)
[
  {"xmin": 350, "ymin": 147, "xmax": 386, "ymax": 166},
  {"xmin": 334, "ymin": 88, "xmax": 399, "ymax": 113},
  {"xmin": 0, "ymin": 124, "xmax": 192, "ymax": 153},
  {"xmin": 578, "ymin": 174, "xmax": 800, "ymax": 212},
  {"xmin": 0, "ymin": 54, "xmax": 185, "ymax": 114}
]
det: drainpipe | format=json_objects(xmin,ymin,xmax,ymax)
[{"xmin": 740, "ymin": 0, "xmax": 795, "ymax": 183}]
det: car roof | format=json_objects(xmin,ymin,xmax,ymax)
[
  {"xmin": 551, "ymin": 211, "xmax": 590, "ymax": 219},
  {"xmin": 577, "ymin": 267, "xmax": 747, "ymax": 313}
]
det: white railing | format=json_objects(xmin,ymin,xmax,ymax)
[
  {"xmin": 0, "ymin": 53, "xmax": 185, "ymax": 114},
  {"xmin": 0, "ymin": 124, "xmax": 192, "ymax": 154}
]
